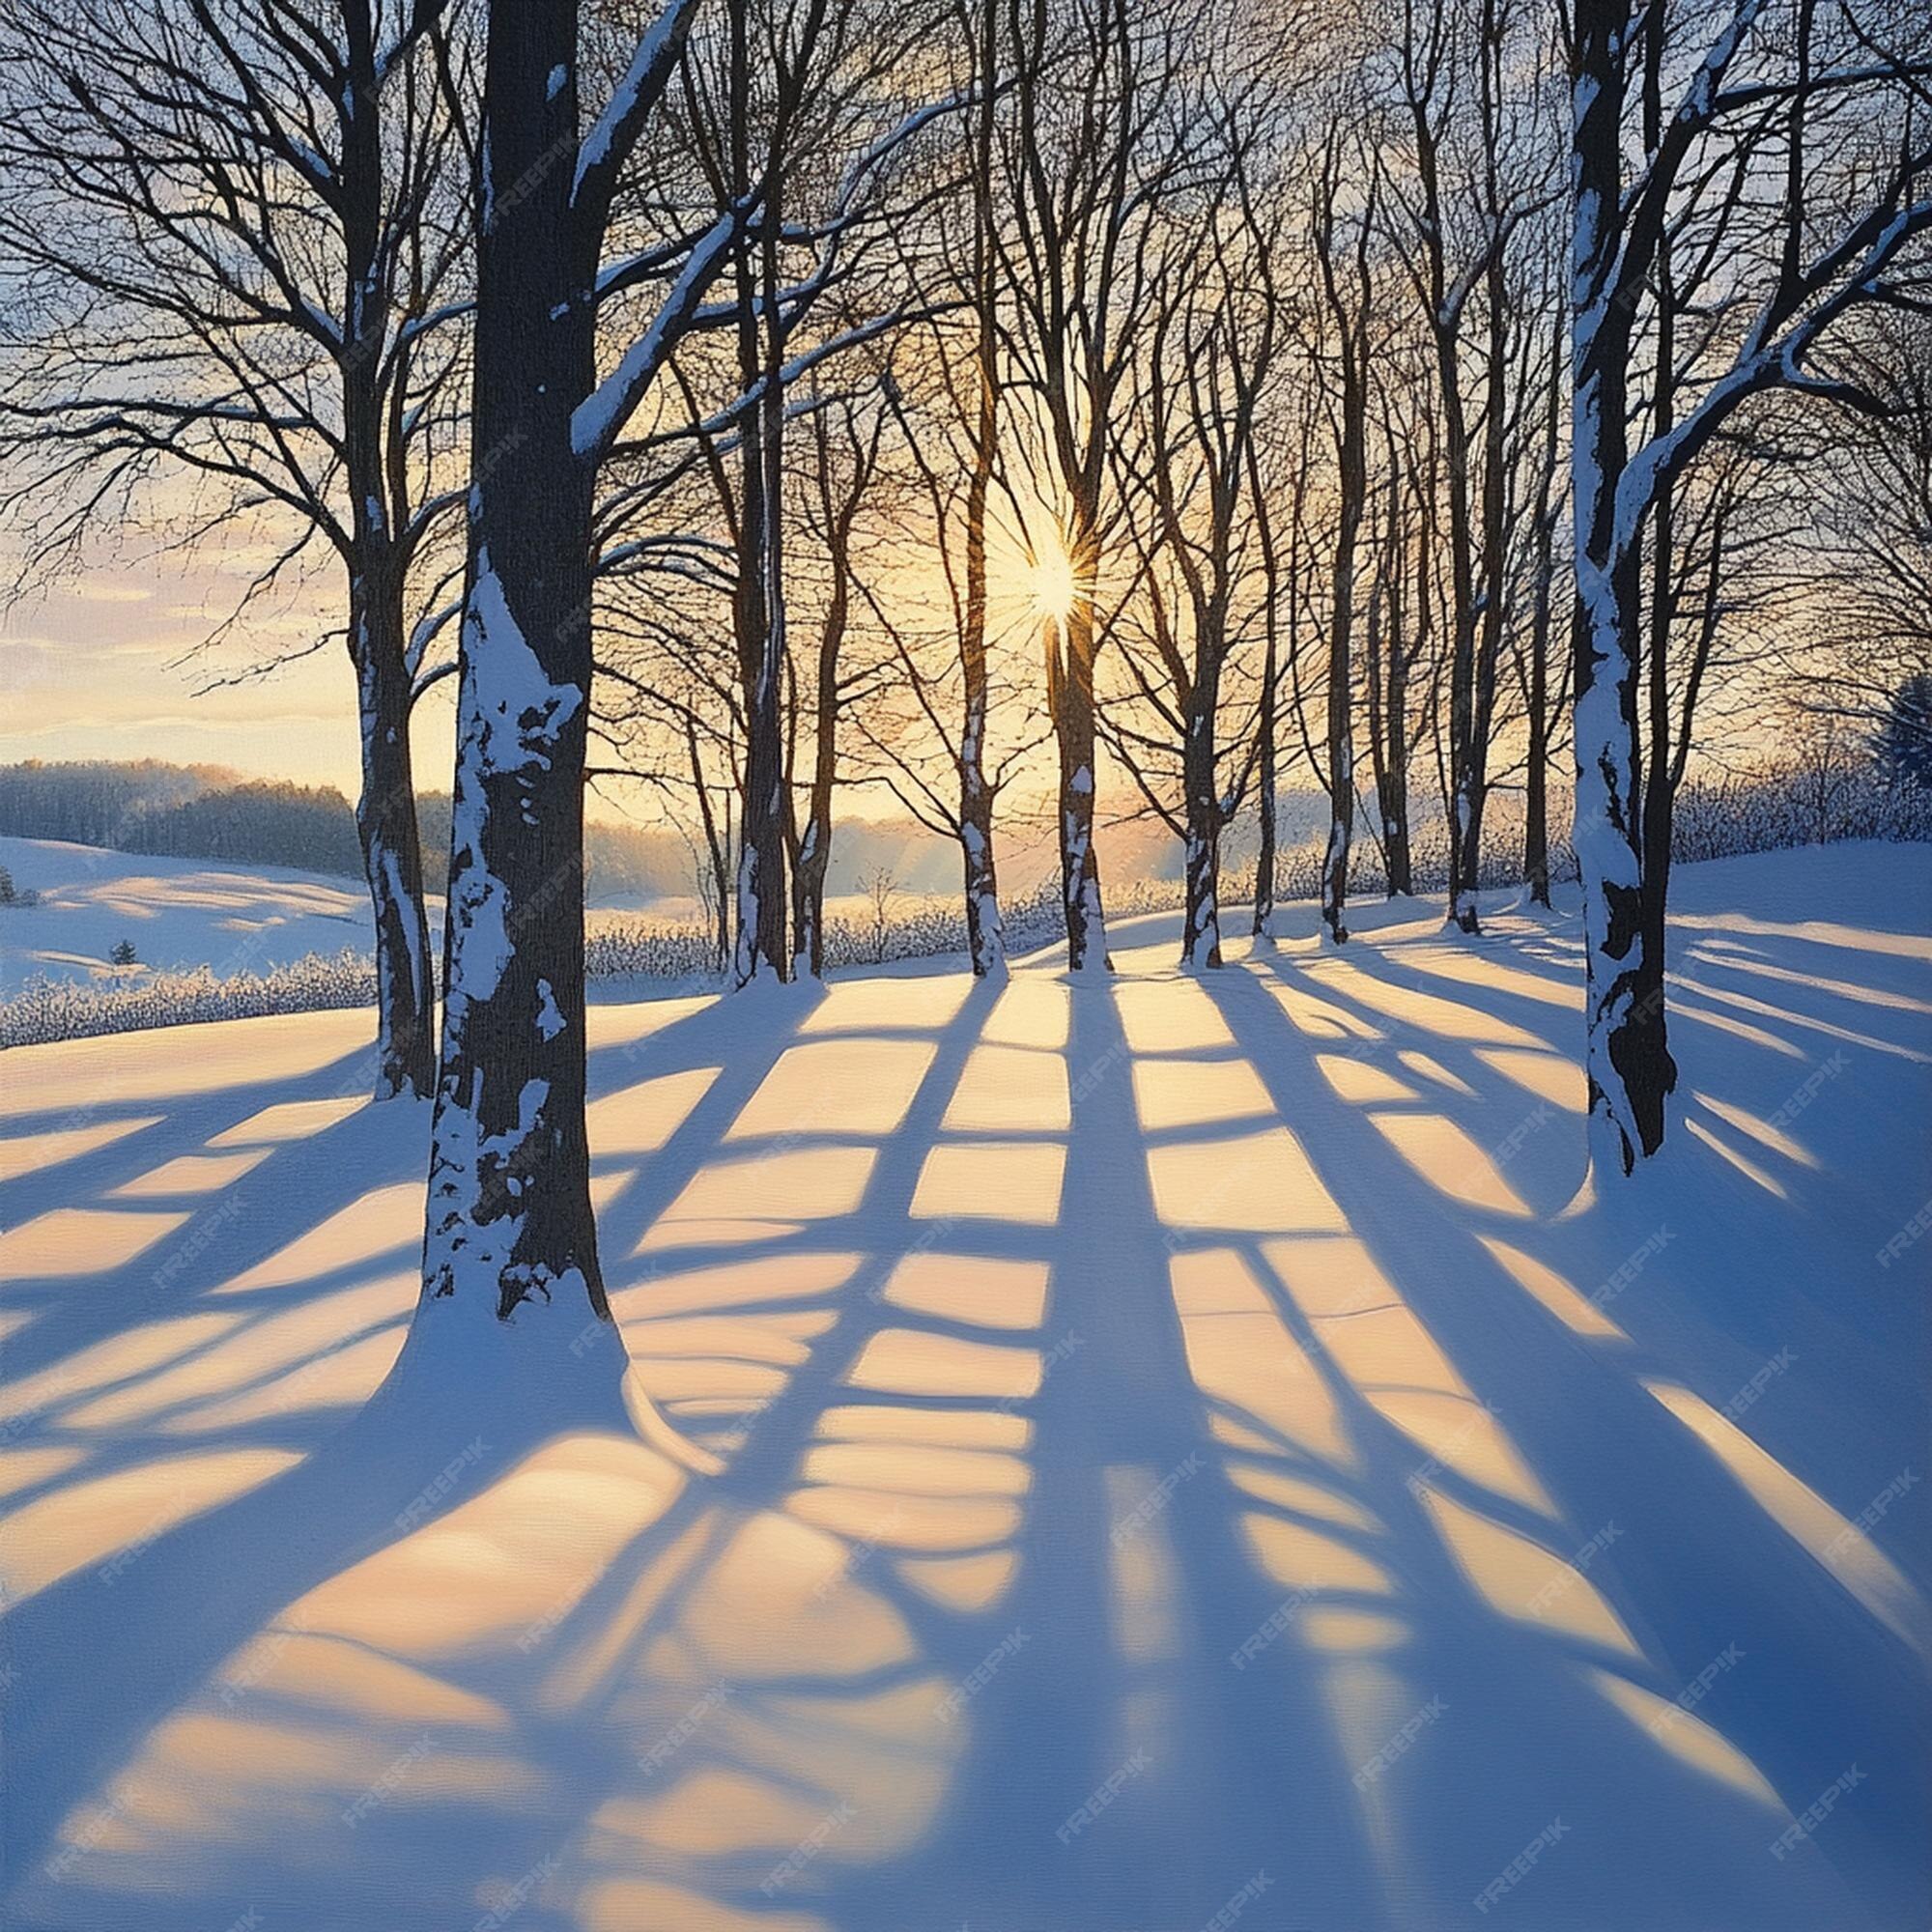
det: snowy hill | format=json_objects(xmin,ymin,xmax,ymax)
[
  {"xmin": 0, "ymin": 837, "xmax": 400, "ymax": 993},
  {"xmin": 0, "ymin": 841, "xmax": 1927, "ymax": 1930}
]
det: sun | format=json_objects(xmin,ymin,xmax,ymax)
[{"xmin": 1024, "ymin": 536, "xmax": 1079, "ymax": 626}]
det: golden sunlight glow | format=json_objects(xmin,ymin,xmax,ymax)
[{"xmin": 1022, "ymin": 534, "xmax": 1078, "ymax": 625}]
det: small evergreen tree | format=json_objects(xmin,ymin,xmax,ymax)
[
  {"xmin": 109, "ymin": 938, "xmax": 139, "ymax": 967},
  {"xmin": 1875, "ymin": 673, "xmax": 1932, "ymax": 789}
]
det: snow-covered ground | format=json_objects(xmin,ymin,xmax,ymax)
[
  {"xmin": 0, "ymin": 837, "xmax": 400, "ymax": 992},
  {"xmin": 1, "ymin": 843, "xmax": 1927, "ymax": 1931}
]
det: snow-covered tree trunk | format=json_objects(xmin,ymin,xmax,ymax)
[
  {"xmin": 959, "ymin": 795, "xmax": 1005, "ymax": 977},
  {"xmin": 959, "ymin": 63, "xmax": 1007, "ymax": 984},
  {"xmin": 1570, "ymin": 0, "xmax": 1675, "ymax": 1173},
  {"xmin": 1363, "ymin": 446, "xmax": 1413, "ymax": 900},
  {"xmin": 1052, "ymin": 584, "xmax": 1109, "ymax": 975},
  {"xmin": 1523, "ymin": 309, "xmax": 1564, "ymax": 910},
  {"xmin": 1321, "ymin": 738, "xmax": 1353, "ymax": 946},
  {"xmin": 958, "ymin": 511, "xmax": 1006, "ymax": 979},
  {"xmin": 731, "ymin": 117, "xmax": 789, "ymax": 987},
  {"xmin": 418, "ymin": 1, "xmax": 610, "ymax": 1332},
  {"xmin": 1452, "ymin": 240, "xmax": 1511, "ymax": 933},
  {"xmin": 1180, "ymin": 665, "xmax": 1224, "ymax": 969},
  {"xmin": 1522, "ymin": 582, "xmax": 1554, "ymax": 908},
  {"xmin": 351, "ymin": 585, "xmax": 436, "ymax": 1100}
]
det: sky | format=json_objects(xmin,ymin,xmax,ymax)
[{"xmin": 3, "ymin": 534, "xmax": 461, "ymax": 804}]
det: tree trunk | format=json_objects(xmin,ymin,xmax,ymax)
[
  {"xmin": 338, "ymin": 11, "xmax": 434, "ymax": 1100},
  {"xmin": 957, "ymin": 504, "xmax": 1004, "ymax": 974},
  {"xmin": 791, "ymin": 594, "xmax": 842, "ymax": 980},
  {"xmin": 1411, "ymin": 113, "xmax": 1482, "ymax": 936},
  {"xmin": 1052, "ymin": 533, "xmax": 1108, "ymax": 974},
  {"xmin": 1382, "ymin": 537, "xmax": 1414, "ymax": 896},
  {"xmin": 1321, "ymin": 632, "xmax": 1354, "ymax": 946},
  {"xmin": 1571, "ymin": 0, "xmax": 1675, "ymax": 1172},
  {"xmin": 351, "ymin": 584, "xmax": 436, "ymax": 1100},
  {"xmin": 1523, "ymin": 567, "xmax": 1553, "ymax": 906},
  {"xmin": 1453, "ymin": 239, "xmax": 1511, "ymax": 931},
  {"xmin": 791, "ymin": 806, "xmax": 830, "ymax": 980},
  {"xmin": 1322, "ymin": 354, "xmax": 1366, "ymax": 946},
  {"xmin": 418, "ymin": 0, "xmax": 605, "ymax": 1328},
  {"xmin": 1523, "ymin": 312, "xmax": 1562, "ymax": 909},
  {"xmin": 1180, "ymin": 654, "xmax": 1223, "ymax": 969},
  {"xmin": 729, "ymin": 15, "xmax": 787, "ymax": 986},
  {"xmin": 1252, "ymin": 620, "xmax": 1278, "ymax": 946},
  {"xmin": 959, "ymin": 6, "xmax": 1006, "ymax": 982}
]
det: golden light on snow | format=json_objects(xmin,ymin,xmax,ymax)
[
  {"xmin": 1130, "ymin": 1055, "xmax": 1273, "ymax": 1130},
  {"xmin": 941, "ymin": 1043, "xmax": 1070, "ymax": 1132},
  {"xmin": 205, "ymin": 1094, "xmax": 368, "ymax": 1147},
  {"xmin": 1584, "ymin": 1666, "xmax": 1782, "ymax": 1806},
  {"xmin": 1645, "ymin": 1379, "xmax": 1931, "ymax": 1657},
  {"xmin": 586, "ymin": 1066, "xmax": 722, "ymax": 1155},
  {"xmin": 1269, "ymin": 1235, "xmax": 1555, "ymax": 1517},
  {"xmin": 726, "ymin": 1037, "xmax": 936, "ymax": 1141},
  {"xmin": 1169, "ymin": 1247, "xmax": 1358, "ymax": 1468},
  {"xmin": 639, "ymin": 1145, "xmax": 877, "ymax": 1250},
  {"xmin": 1145, "ymin": 1126, "xmax": 1347, "ymax": 1235},
  {"xmin": 0, "ymin": 1113, "xmax": 163, "ymax": 1182},
  {"xmin": 1302, "ymin": 954, "xmax": 1545, "ymax": 1048},
  {"xmin": 1474, "ymin": 1047, "xmax": 1589, "ymax": 1113},
  {"xmin": 1365, "ymin": 1112, "xmax": 1532, "ymax": 1218},
  {"xmin": 107, "ymin": 1148, "xmax": 274, "ymax": 1198},
  {"xmin": 211, "ymin": 1181, "xmax": 423, "ymax": 1294},
  {"xmin": 0, "ymin": 1447, "xmax": 302, "ymax": 1605},
  {"xmin": 0, "ymin": 1206, "xmax": 192, "ymax": 1280},
  {"xmin": 1413, "ymin": 1485, "xmax": 1642, "ymax": 1660},
  {"xmin": 878, "ymin": 1253, "xmax": 1050, "ymax": 1329},
  {"xmin": 799, "ymin": 975, "xmax": 972, "ymax": 1036},
  {"xmin": 909, "ymin": 1139, "xmax": 1065, "ymax": 1225},
  {"xmin": 1313, "ymin": 1054, "xmax": 1419, "ymax": 1105},
  {"xmin": 1478, "ymin": 1236, "xmax": 1630, "ymax": 1341}
]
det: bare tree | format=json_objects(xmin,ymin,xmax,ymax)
[
  {"xmin": 1780, "ymin": 310, "xmax": 1932, "ymax": 754},
  {"xmin": 1384, "ymin": 0, "xmax": 1557, "ymax": 933},
  {"xmin": 1308, "ymin": 122, "xmax": 1377, "ymax": 943},
  {"xmin": 1568, "ymin": 0, "xmax": 1932, "ymax": 1170},
  {"xmin": 1109, "ymin": 82, "xmax": 1285, "ymax": 966},
  {"xmin": 789, "ymin": 386, "xmax": 890, "ymax": 976},
  {"xmin": 997, "ymin": 0, "xmax": 1194, "ymax": 972},
  {"xmin": 0, "ymin": 0, "xmax": 471, "ymax": 1099}
]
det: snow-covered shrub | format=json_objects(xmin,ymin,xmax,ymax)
[
  {"xmin": 582, "ymin": 916, "xmax": 721, "ymax": 982},
  {"xmin": 0, "ymin": 949, "xmax": 379, "ymax": 1048}
]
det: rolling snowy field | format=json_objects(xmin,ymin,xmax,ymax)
[
  {"xmin": 1, "ymin": 843, "xmax": 1928, "ymax": 1931},
  {"xmin": 0, "ymin": 837, "xmax": 407, "ymax": 993}
]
